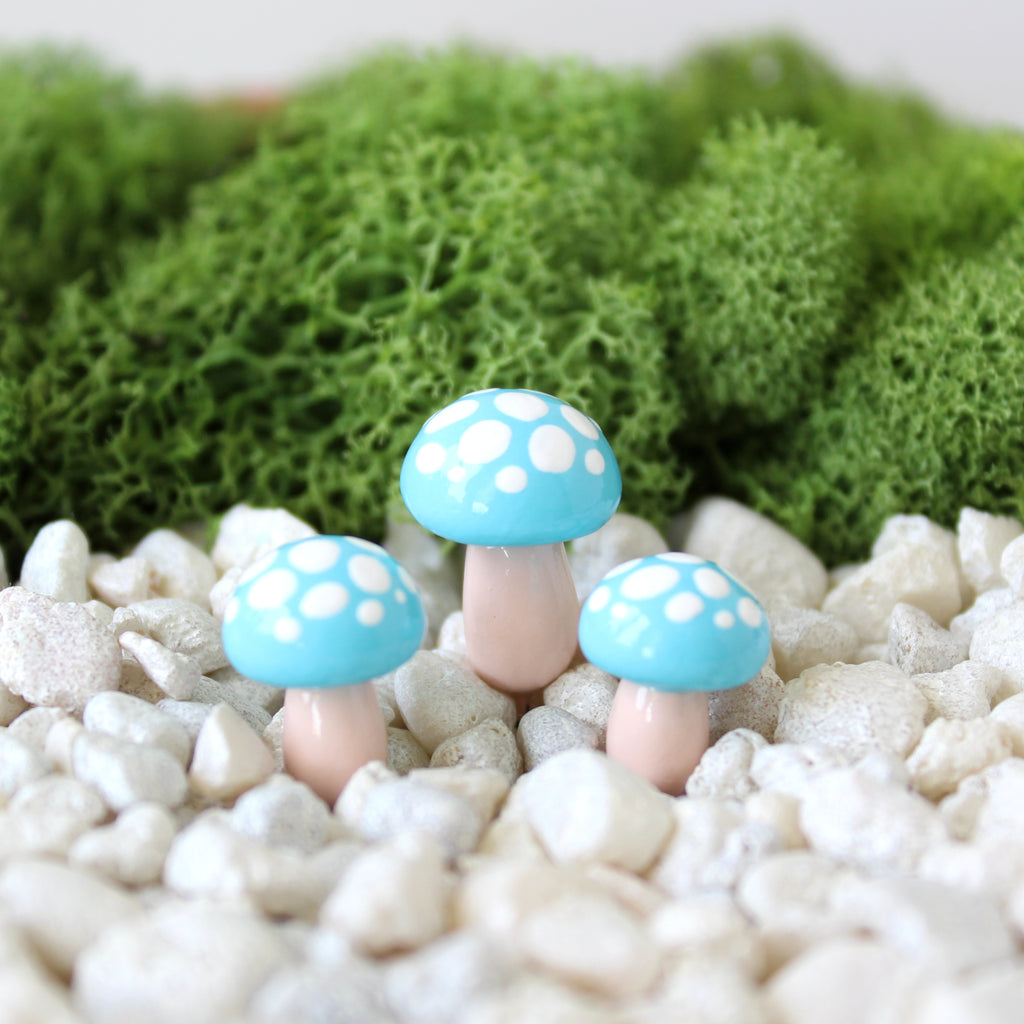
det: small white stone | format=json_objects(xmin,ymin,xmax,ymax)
[
  {"xmin": 686, "ymin": 728, "xmax": 767, "ymax": 801},
  {"xmin": 822, "ymin": 543, "xmax": 962, "ymax": 641},
  {"xmin": 387, "ymin": 726, "xmax": 431, "ymax": 773},
  {"xmin": 230, "ymin": 773, "xmax": 329, "ymax": 851},
  {"xmin": 708, "ymin": 660, "xmax": 785, "ymax": 743},
  {"xmin": 913, "ymin": 662, "xmax": 994, "ymax": 724},
  {"xmin": 958, "ymin": 507, "xmax": 1023, "ymax": 595},
  {"xmin": 74, "ymin": 899, "xmax": 293, "ymax": 1024},
  {"xmin": 190, "ymin": 675, "xmax": 272, "ymax": 733},
  {"xmin": 206, "ymin": 664, "xmax": 283, "ymax": 714},
  {"xmin": 775, "ymin": 661, "xmax": 926, "ymax": 759},
  {"xmin": 69, "ymin": 802, "xmax": 178, "ymax": 887},
  {"xmin": 73, "ymin": 730, "xmax": 188, "ymax": 810},
  {"xmin": 628, "ymin": 960, "xmax": 770, "ymax": 1024},
  {"xmin": 188, "ymin": 702, "xmax": 275, "ymax": 801},
  {"xmin": 117, "ymin": 630, "xmax": 202, "ymax": 701},
  {"xmin": 517, "ymin": 706, "xmax": 599, "ymax": 772},
  {"xmin": 248, "ymin": 958, "xmax": 387, "ymax": 1024},
  {"xmin": 321, "ymin": 831, "xmax": 450, "ymax": 956},
  {"xmin": 0, "ymin": 775, "xmax": 107, "ymax": 858},
  {"xmin": 436, "ymin": 610, "xmax": 467, "ymax": 655},
  {"xmin": 888, "ymin": 603, "xmax": 968, "ymax": 675},
  {"xmin": 0, "ymin": 728, "xmax": 50, "ymax": 800},
  {"xmin": 0, "ymin": 963, "xmax": 83, "ymax": 1024},
  {"xmin": 84, "ymin": 690, "xmax": 192, "ymax": 766},
  {"xmin": 111, "ymin": 598, "xmax": 227, "ymax": 673},
  {"xmin": 333, "ymin": 759, "xmax": 397, "ymax": 827},
  {"xmin": 970, "ymin": 600, "xmax": 1024, "ymax": 689},
  {"xmin": 1000, "ymin": 533, "xmax": 1024, "ymax": 596},
  {"xmin": 671, "ymin": 497, "xmax": 827, "ymax": 609},
  {"xmin": 766, "ymin": 599, "xmax": 859, "ymax": 682},
  {"xmin": 210, "ymin": 503, "xmax": 317, "ymax": 573},
  {"xmin": 749, "ymin": 741, "xmax": 849, "ymax": 798},
  {"xmin": 394, "ymin": 650, "xmax": 516, "ymax": 754},
  {"xmin": 569, "ymin": 513, "xmax": 669, "ymax": 601},
  {"xmin": 948, "ymin": 586, "xmax": 1017, "ymax": 644},
  {"xmin": 6, "ymin": 706, "xmax": 66, "ymax": 752},
  {"xmin": 989, "ymin": 692, "xmax": 1024, "ymax": 757},
  {"xmin": 906, "ymin": 717, "xmax": 1012, "ymax": 801},
  {"xmin": 516, "ymin": 749, "xmax": 675, "ymax": 873},
  {"xmin": 964, "ymin": 758, "xmax": 1024, "ymax": 843},
  {"xmin": 0, "ymin": 587, "xmax": 121, "ymax": 714},
  {"xmin": 131, "ymin": 529, "xmax": 218, "ymax": 610},
  {"xmin": 88, "ymin": 556, "xmax": 154, "ymax": 607},
  {"xmin": 430, "ymin": 717, "xmax": 523, "ymax": 782},
  {"xmin": 19, "ymin": 520, "xmax": 90, "ymax": 603},
  {"xmin": 542, "ymin": 663, "xmax": 617, "ymax": 746},
  {"xmin": 910, "ymin": 966, "xmax": 1024, "ymax": 1024},
  {"xmin": 744, "ymin": 790, "xmax": 805, "ymax": 850},
  {"xmin": 408, "ymin": 766, "xmax": 510, "ymax": 824}
]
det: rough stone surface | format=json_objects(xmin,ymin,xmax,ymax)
[
  {"xmin": 88, "ymin": 556, "xmax": 154, "ymax": 608},
  {"xmin": 132, "ymin": 529, "xmax": 218, "ymax": 610},
  {"xmin": 518, "ymin": 706, "xmax": 600, "ymax": 771},
  {"xmin": 569, "ymin": 513, "xmax": 669, "ymax": 601},
  {"xmin": 906, "ymin": 717, "xmax": 1013, "ymax": 801},
  {"xmin": 69, "ymin": 802, "xmax": 178, "ymax": 887},
  {"xmin": 542, "ymin": 664, "xmax": 618, "ymax": 746},
  {"xmin": 957, "ymin": 507, "xmax": 1023, "ymax": 595},
  {"xmin": 888, "ymin": 602, "xmax": 968, "ymax": 675},
  {"xmin": 83, "ymin": 691, "xmax": 192, "ymax": 766},
  {"xmin": 73, "ymin": 730, "xmax": 188, "ymax": 810},
  {"xmin": 709, "ymin": 661, "xmax": 786, "ymax": 743},
  {"xmin": 210, "ymin": 503, "xmax": 317, "ymax": 573},
  {"xmin": 766, "ymin": 600, "xmax": 860, "ymax": 682},
  {"xmin": 970, "ymin": 601, "xmax": 1024, "ymax": 689},
  {"xmin": 111, "ymin": 599, "xmax": 227, "ymax": 674},
  {"xmin": 117, "ymin": 631, "xmax": 202, "ymax": 701},
  {"xmin": 913, "ymin": 662, "xmax": 994, "ymax": 724},
  {"xmin": 431, "ymin": 717, "xmax": 523, "ymax": 783},
  {"xmin": 188, "ymin": 703, "xmax": 276, "ymax": 801},
  {"xmin": 19, "ymin": 520, "xmax": 90, "ymax": 603}
]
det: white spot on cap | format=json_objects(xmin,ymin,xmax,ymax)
[
  {"xmin": 622, "ymin": 564, "xmax": 680, "ymax": 600},
  {"xmin": 397, "ymin": 566, "xmax": 416, "ymax": 591},
  {"xmin": 357, "ymin": 599, "xmax": 385, "ymax": 626},
  {"xmin": 714, "ymin": 610, "xmax": 735, "ymax": 629},
  {"xmin": 665, "ymin": 591, "xmax": 703, "ymax": 622},
  {"xmin": 349, "ymin": 555, "xmax": 391, "ymax": 594},
  {"xmin": 300, "ymin": 581, "xmax": 349, "ymax": 619},
  {"xmin": 274, "ymin": 617, "xmax": 302, "ymax": 642},
  {"xmin": 288, "ymin": 538, "xmax": 342, "ymax": 573},
  {"xmin": 588, "ymin": 585, "xmax": 611, "ymax": 612},
  {"xmin": 458, "ymin": 420, "xmax": 512, "ymax": 465},
  {"xmin": 529, "ymin": 424, "xmax": 575, "ymax": 473},
  {"xmin": 585, "ymin": 449, "xmax": 605, "ymax": 475},
  {"xmin": 247, "ymin": 568, "xmax": 297, "ymax": 609},
  {"xmin": 610, "ymin": 602, "xmax": 630, "ymax": 620},
  {"xmin": 223, "ymin": 597, "xmax": 239, "ymax": 623},
  {"xmin": 425, "ymin": 398, "xmax": 479, "ymax": 433},
  {"xmin": 561, "ymin": 404, "xmax": 599, "ymax": 440},
  {"xmin": 695, "ymin": 567, "xmax": 730, "ymax": 599},
  {"xmin": 447, "ymin": 465, "xmax": 467, "ymax": 483},
  {"xmin": 495, "ymin": 465, "xmax": 528, "ymax": 493},
  {"xmin": 494, "ymin": 391, "xmax": 548, "ymax": 421},
  {"xmin": 738, "ymin": 596, "xmax": 763, "ymax": 627},
  {"xmin": 395, "ymin": 589, "xmax": 407, "ymax": 604},
  {"xmin": 238, "ymin": 550, "xmax": 277, "ymax": 587},
  {"xmin": 658, "ymin": 552, "xmax": 703, "ymax": 565},
  {"xmin": 415, "ymin": 442, "xmax": 447, "ymax": 474}
]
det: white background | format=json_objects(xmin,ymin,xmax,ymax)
[{"xmin": 2, "ymin": 1, "xmax": 1021, "ymax": 129}]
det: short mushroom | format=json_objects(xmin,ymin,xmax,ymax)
[
  {"xmin": 221, "ymin": 536, "xmax": 425, "ymax": 803},
  {"xmin": 401, "ymin": 388, "xmax": 621, "ymax": 697},
  {"xmin": 578, "ymin": 553, "xmax": 770, "ymax": 795}
]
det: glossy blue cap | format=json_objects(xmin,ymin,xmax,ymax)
[
  {"xmin": 578, "ymin": 554, "xmax": 771, "ymax": 692},
  {"xmin": 222, "ymin": 536, "xmax": 426, "ymax": 689},
  {"xmin": 401, "ymin": 389, "xmax": 621, "ymax": 546}
]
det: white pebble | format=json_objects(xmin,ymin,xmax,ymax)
[
  {"xmin": 463, "ymin": 975, "xmax": 619, "ymax": 1024},
  {"xmin": 911, "ymin": 966, "xmax": 1024, "ymax": 1024},
  {"xmin": 888, "ymin": 602, "xmax": 968, "ymax": 675},
  {"xmin": 74, "ymin": 899, "xmax": 293, "ymax": 1024},
  {"xmin": 249, "ymin": 960, "xmax": 387, "ymax": 1024},
  {"xmin": 969, "ymin": 600, "xmax": 1024, "ymax": 689},
  {"xmin": 155, "ymin": 698, "xmax": 214, "ymax": 746},
  {"xmin": 206, "ymin": 663, "xmax": 283, "ymax": 714},
  {"xmin": 913, "ymin": 662, "xmax": 994, "ymax": 724},
  {"xmin": 117, "ymin": 630, "xmax": 201, "ymax": 701},
  {"xmin": 629, "ymin": 960, "xmax": 770, "ymax": 1024},
  {"xmin": 999, "ymin": 533, "xmax": 1024, "ymax": 596},
  {"xmin": 88, "ymin": 556, "xmax": 154, "ymax": 607},
  {"xmin": 569, "ymin": 513, "xmax": 669, "ymax": 601},
  {"xmin": 766, "ymin": 599, "xmax": 859, "ymax": 682},
  {"xmin": 906, "ymin": 717, "xmax": 1012, "ymax": 801},
  {"xmin": 517, "ymin": 706, "xmax": 599, "ymax": 772},
  {"xmin": 73, "ymin": 730, "xmax": 188, "ymax": 810},
  {"xmin": 7, "ymin": 706, "xmax": 66, "ymax": 752},
  {"xmin": 708, "ymin": 660, "xmax": 785, "ymax": 743},
  {"xmin": 321, "ymin": 831, "xmax": 450, "ymax": 956},
  {"xmin": 957, "ymin": 506, "xmax": 1023, "ymax": 595},
  {"xmin": 394, "ymin": 650, "xmax": 515, "ymax": 754},
  {"xmin": 671, "ymin": 497, "xmax": 827, "ymax": 608},
  {"xmin": 84, "ymin": 691, "xmax": 192, "ymax": 766},
  {"xmin": 964, "ymin": 758, "xmax": 1024, "ymax": 843},
  {"xmin": 230, "ymin": 774, "xmax": 330, "ymax": 851},
  {"xmin": 407, "ymin": 766, "xmax": 510, "ymax": 824},
  {"xmin": 949, "ymin": 585, "xmax": 1016, "ymax": 644},
  {"xmin": 517, "ymin": 749, "xmax": 674, "ymax": 873},
  {"xmin": 0, "ymin": 775, "xmax": 107, "ymax": 859},
  {"xmin": 190, "ymin": 675, "xmax": 272, "ymax": 732},
  {"xmin": 686, "ymin": 728, "xmax": 767, "ymax": 801},
  {"xmin": 542, "ymin": 663, "xmax": 617, "ymax": 746},
  {"xmin": 210, "ymin": 503, "xmax": 317, "ymax": 573},
  {"xmin": 749, "ymin": 741, "xmax": 849, "ymax": 798},
  {"xmin": 69, "ymin": 802, "xmax": 178, "ymax": 887},
  {"xmin": 387, "ymin": 726, "xmax": 431, "ymax": 773},
  {"xmin": 112, "ymin": 598, "xmax": 227, "ymax": 674},
  {"xmin": 19, "ymin": 520, "xmax": 90, "ymax": 602},
  {"xmin": 0, "ymin": 729, "xmax": 49, "ymax": 800},
  {"xmin": 0, "ymin": 587, "xmax": 121, "ymax": 714},
  {"xmin": 132, "ymin": 529, "xmax": 217, "ymax": 610},
  {"xmin": 430, "ymin": 717, "xmax": 522, "ymax": 782},
  {"xmin": 0, "ymin": 962, "xmax": 83, "ymax": 1024},
  {"xmin": 188, "ymin": 702, "xmax": 275, "ymax": 801},
  {"xmin": 436, "ymin": 610, "xmax": 467, "ymax": 655},
  {"xmin": 989, "ymin": 692, "xmax": 1024, "ymax": 756},
  {"xmin": 744, "ymin": 789, "xmax": 805, "ymax": 850}
]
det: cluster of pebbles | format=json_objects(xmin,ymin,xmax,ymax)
[{"xmin": 3, "ymin": 497, "xmax": 1024, "ymax": 1023}]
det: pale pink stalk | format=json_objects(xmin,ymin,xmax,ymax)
[
  {"xmin": 282, "ymin": 683, "xmax": 387, "ymax": 804},
  {"xmin": 606, "ymin": 680, "xmax": 709, "ymax": 796},
  {"xmin": 462, "ymin": 542, "xmax": 579, "ymax": 696}
]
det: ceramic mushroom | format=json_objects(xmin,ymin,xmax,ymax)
[
  {"xmin": 401, "ymin": 388, "xmax": 621, "ymax": 698},
  {"xmin": 221, "ymin": 536, "xmax": 425, "ymax": 803},
  {"xmin": 578, "ymin": 553, "xmax": 770, "ymax": 795}
]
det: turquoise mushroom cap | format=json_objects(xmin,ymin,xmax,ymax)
[
  {"xmin": 400, "ymin": 389, "xmax": 621, "ymax": 547},
  {"xmin": 222, "ymin": 536, "xmax": 426, "ymax": 689},
  {"xmin": 578, "ymin": 554, "xmax": 770, "ymax": 692}
]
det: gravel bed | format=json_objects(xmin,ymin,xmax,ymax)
[{"xmin": 2, "ymin": 499, "xmax": 1024, "ymax": 1023}]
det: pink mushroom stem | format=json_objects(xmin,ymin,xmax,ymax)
[
  {"xmin": 605, "ymin": 680, "xmax": 709, "ymax": 796},
  {"xmin": 462, "ymin": 542, "xmax": 580, "ymax": 697},
  {"xmin": 282, "ymin": 682, "xmax": 387, "ymax": 804}
]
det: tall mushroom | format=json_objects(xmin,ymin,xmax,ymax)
[
  {"xmin": 221, "ymin": 536, "xmax": 425, "ymax": 803},
  {"xmin": 401, "ymin": 388, "xmax": 621, "ymax": 697},
  {"xmin": 578, "ymin": 553, "xmax": 770, "ymax": 795}
]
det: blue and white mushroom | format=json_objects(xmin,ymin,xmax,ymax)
[
  {"xmin": 401, "ymin": 389, "xmax": 621, "ymax": 696},
  {"xmin": 222, "ymin": 536, "xmax": 425, "ymax": 802},
  {"xmin": 578, "ymin": 553, "xmax": 770, "ymax": 795}
]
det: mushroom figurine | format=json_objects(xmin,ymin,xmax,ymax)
[
  {"xmin": 401, "ymin": 388, "xmax": 621, "ymax": 698},
  {"xmin": 578, "ymin": 553, "xmax": 770, "ymax": 795},
  {"xmin": 221, "ymin": 536, "xmax": 425, "ymax": 803}
]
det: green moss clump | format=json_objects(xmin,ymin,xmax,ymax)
[
  {"xmin": 720, "ymin": 220, "xmax": 1024, "ymax": 564},
  {"xmin": 651, "ymin": 117, "xmax": 861, "ymax": 432}
]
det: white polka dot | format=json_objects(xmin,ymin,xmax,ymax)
[
  {"xmin": 738, "ymin": 597, "xmax": 763, "ymax": 628},
  {"xmin": 584, "ymin": 449, "xmax": 605, "ymax": 475},
  {"xmin": 588, "ymin": 586, "xmax": 611, "ymax": 612},
  {"xmin": 247, "ymin": 568, "xmax": 297, "ymax": 609},
  {"xmin": 494, "ymin": 391, "xmax": 549, "ymax": 421},
  {"xmin": 610, "ymin": 602, "xmax": 631, "ymax": 620},
  {"xmin": 415, "ymin": 442, "xmax": 447, "ymax": 474},
  {"xmin": 238, "ymin": 551, "xmax": 277, "ymax": 586},
  {"xmin": 621, "ymin": 565, "xmax": 680, "ymax": 600},
  {"xmin": 495, "ymin": 465, "xmax": 528, "ymax": 494},
  {"xmin": 560, "ymin": 404, "xmax": 600, "ymax": 440},
  {"xmin": 397, "ymin": 566, "xmax": 416, "ymax": 591},
  {"xmin": 395, "ymin": 589, "xmax": 407, "ymax": 604},
  {"xmin": 425, "ymin": 398, "xmax": 479, "ymax": 433},
  {"xmin": 665, "ymin": 591, "xmax": 703, "ymax": 622},
  {"xmin": 658, "ymin": 552, "xmax": 703, "ymax": 565},
  {"xmin": 288, "ymin": 538, "xmax": 342, "ymax": 573},
  {"xmin": 457, "ymin": 420, "xmax": 512, "ymax": 465},
  {"xmin": 299, "ymin": 581, "xmax": 349, "ymax": 618},
  {"xmin": 223, "ymin": 597, "xmax": 239, "ymax": 623},
  {"xmin": 447, "ymin": 465, "xmax": 467, "ymax": 483},
  {"xmin": 274, "ymin": 618, "xmax": 302, "ymax": 642},
  {"xmin": 349, "ymin": 555, "xmax": 391, "ymax": 594},
  {"xmin": 714, "ymin": 610, "xmax": 735, "ymax": 629},
  {"xmin": 695, "ymin": 567, "xmax": 731, "ymax": 599},
  {"xmin": 348, "ymin": 538, "xmax": 387, "ymax": 555},
  {"xmin": 357, "ymin": 600, "xmax": 385, "ymax": 626},
  {"xmin": 528, "ymin": 425, "xmax": 576, "ymax": 473},
  {"xmin": 606, "ymin": 557, "xmax": 642, "ymax": 578}
]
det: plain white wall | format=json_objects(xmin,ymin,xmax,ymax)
[{"xmin": 2, "ymin": 0, "xmax": 1022, "ymax": 129}]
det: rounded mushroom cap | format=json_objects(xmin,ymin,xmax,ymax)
[
  {"xmin": 400, "ymin": 389, "xmax": 621, "ymax": 547},
  {"xmin": 578, "ymin": 554, "xmax": 770, "ymax": 692},
  {"xmin": 222, "ymin": 536, "xmax": 426, "ymax": 689}
]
